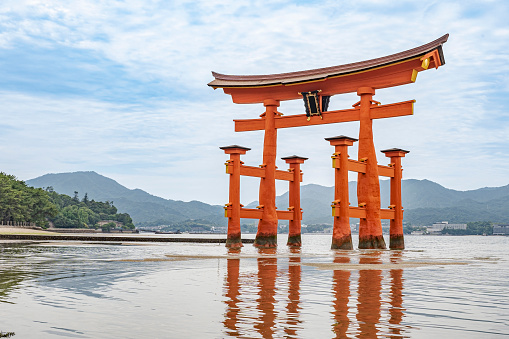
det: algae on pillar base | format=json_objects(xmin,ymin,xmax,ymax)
[
  {"xmin": 254, "ymin": 234, "xmax": 278, "ymax": 248},
  {"xmin": 226, "ymin": 234, "xmax": 243, "ymax": 248},
  {"xmin": 287, "ymin": 234, "xmax": 301, "ymax": 248},
  {"xmin": 331, "ymin": 234, "xmax": 354, "ymax": 250},
  {"xmin": 389, "ymin": 234, "xmax": 405, "ymax": 250}
]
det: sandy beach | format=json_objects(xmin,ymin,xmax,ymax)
[{"xmin": 0, "ymin": 226, "xmax": 57, "ymax": 235}]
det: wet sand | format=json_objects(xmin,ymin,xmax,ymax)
[{"xmin": 0, "ymin": 226, "xmax": 56, "ymax": 235}]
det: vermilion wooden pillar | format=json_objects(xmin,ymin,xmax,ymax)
[
  {"xmin": 356, "ymin": 87, "xmax": 386, "ymax": 249},
  {"xmin": 220, "ymin": 145, "xmax": 250, "ymax": 248},
  {"xmin": 282, "ymin": 155, "xmax": 308, "ymax": 247},
  {"xmin": 381, "ymin": 148, "xmax": 409, "ymax": 249},
  {"xmin": 255, "ymin": 99, "xmax": 280, "ymax": 247},
  {"xmin": 326, "ymin": 136, "xmax": 357, "ymax": 250}
]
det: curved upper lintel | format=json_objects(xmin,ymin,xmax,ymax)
[{"xmin": 208, "ymin": 34, "xmax": 448, "ymax": 104}]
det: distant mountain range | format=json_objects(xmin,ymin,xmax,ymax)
[
  {"xmin": 26, "ymin": 171, "xmax": 509, "ymax": 226},
  {"xmin": 256, "ymin": 180, "xmax": 509, "ymax": 225}
]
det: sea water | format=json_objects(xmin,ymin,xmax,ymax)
[{"xmin": 0, "ymin": 235, "xmax": 508, "ymax": 338}]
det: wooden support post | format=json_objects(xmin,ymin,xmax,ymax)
[
  {"xmin": 381, "ymin": 148, "xmax": 409, "ymax": 250},
  {"xmin": 220, "ymin": 145, "xmax": 251, "ymax": 248},
  {"xmin": 326, "ymin": 136, "xmax": 357, "ymax": 250},
  {"xmin": 282, "ymin": 155, "xmax": 308, "ymax": 247},
  {"xmin": 255, "ymin": 99, "xmax": 280, "ymax": 248},
  {"xmin": 356, "ymin": 87, "xmax": 386, "ymax": 249}
]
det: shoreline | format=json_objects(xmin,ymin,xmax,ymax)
[
  {"xmin": 0, "ymin": 226, "xmax": 57, "ymax": 235},
  {"xmin": 0, "ymin": 229, "xmax": 255, "ymax": 243}
]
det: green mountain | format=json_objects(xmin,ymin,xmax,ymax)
[
  {"xmin": 26, "ymin": 171, "xmax": 509, "ymax": 227},
  {"xmin": 26, "ymin": 171, "xmax": 225, "ymax": 227}
]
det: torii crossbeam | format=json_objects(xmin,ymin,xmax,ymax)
[{"xmin": 211, "ymin": 34, "xmax": 448, "ymax": 248}]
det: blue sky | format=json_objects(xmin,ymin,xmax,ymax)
[{"xmin": 1, "ymin": 0, "xmax": 509, "ymax": 205}]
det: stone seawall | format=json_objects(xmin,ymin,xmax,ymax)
[
  {"xmin": 45, "ymin": 228, "xmax": 102, "ymax": 233},
  {"xmin": 0, "ymin": 234, "xmax": 256, "ymax": 243}
]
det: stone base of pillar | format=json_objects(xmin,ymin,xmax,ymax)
[
  {"xmin": 254, "ymin": 234, "xmax": 277, "ymax": 247},
  {"xmin": 286, "ymin": 234, "xmax": 301, "ymax": 247},
  {"xmin": 225, "ymin": 233, "xmax": 243, "ymax": 248},
  {"xmin": 331, "ymin": 234, "xmax": 353, "ymax": 250},
  {"xmin": 389, "ymin": 234, "xmax": 405, "ymax": 250},
  {"xmin": 358, "ymin": 235, "xmax": 386, "ymax": 249}
]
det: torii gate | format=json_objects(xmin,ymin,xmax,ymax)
[{"xmin": 210, "ymin": 34, "xmax": 448, "ymax": 249}]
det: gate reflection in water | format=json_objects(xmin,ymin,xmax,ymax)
[{"xmin": 223, "ymin": 250, "xmax": 408, "ymax": 338}]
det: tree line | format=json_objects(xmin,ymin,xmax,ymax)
[{"xmin": 0, "ymin": 172, "xmax": 134, "ymax": 229}]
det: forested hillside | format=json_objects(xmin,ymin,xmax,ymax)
[
  {"xmin": 0, "ymin": 172, "xmax": 57, "ymax": 226},
  {"xmin": 45, "ymin": 188, "xmax": 134, "ymax": 229},
  {"xmin": 0, "ymin": 172, "xmax": 134, "ymax": 229}
]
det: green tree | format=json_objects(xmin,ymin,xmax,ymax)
[
  {"xmin": 101, "ymin": 221, "xmax": 117, "ymax": 233},
  {"xmin": 28, "ymin": 188, "xmax": 58, "ymax": 227},
  {"xmin": 0, "ymin": 172, "xmax": 57, "ymax": 227},
  {"xmin": 116, "ymin": 213, "xmax": 135, "ymax": 229}
]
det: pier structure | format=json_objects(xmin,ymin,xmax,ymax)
[{"xmin": 212, "ymin": 34, "xmax": 448, "ymax": 249}]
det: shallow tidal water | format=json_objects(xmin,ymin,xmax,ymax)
[{"xmin": 1, "ymin": 235, "xmax": 508, "ymax": 338}]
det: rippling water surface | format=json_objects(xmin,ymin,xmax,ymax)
[{"xmin": 1, "ymin": 235, "xmax": 508, "ymax": 338}]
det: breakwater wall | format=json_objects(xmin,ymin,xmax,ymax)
[
  {"xmin": 45, "ymin": 228, "xmax": 102, "ymax": 233},
  {"xmin": 0, "ymin": 234, "xmax": 256, "ymax": 244}
]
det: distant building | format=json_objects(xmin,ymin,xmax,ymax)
[
  {"xmin": 493, "ymin": 224, "xmax": 509, "ymax": 236},
  {"xmin": 427, "ymin": 221, "xmax": 467, "ymax": 234},
  {"xmin": 211, "ymin": 226, "xmax": 227, "ymax": 233}
]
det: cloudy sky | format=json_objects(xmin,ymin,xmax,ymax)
[{"xmin": 1, "ymin": 0, "xmax": 508, "ymax": 205}]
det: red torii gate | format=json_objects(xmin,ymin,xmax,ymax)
[{"xmin": 211, "ymin": 34, "xmax": 448, "ymax": 249}]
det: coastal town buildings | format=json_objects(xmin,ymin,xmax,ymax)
[
  {"xmin": 493, "ymin": 224, "xmax": 509, "ymax": 235},
  {"xmin": 427, "ymin": 221, "xmax": 467, "ymax": 235}
]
